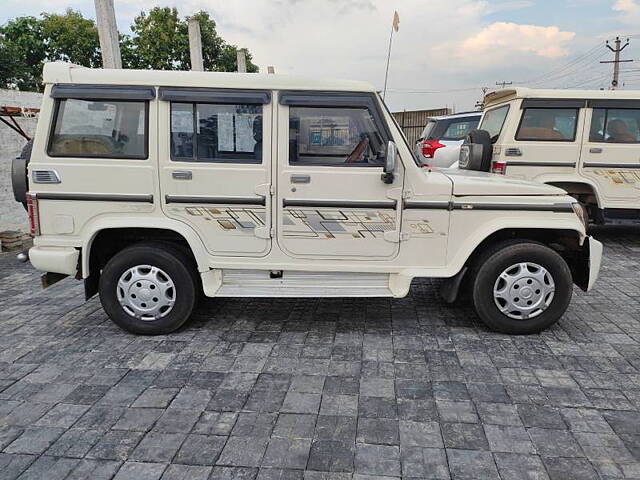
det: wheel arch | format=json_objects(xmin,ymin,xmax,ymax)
[
  {"xmin": 80, "ymin": 217, "xmax": 208, "ymax": 292},
  {"xmin": 441, "ymin": 225, "xmax": 587, "ymax": 303}
]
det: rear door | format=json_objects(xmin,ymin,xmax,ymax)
[
  {"xmin": 503, "ymin": 100, "xmax": 584, "ymax": 179},
  {"xmin": 580, "ymin": 103, "xmax": 640, "ymax": 205},
  {"xmin": 275, "ymin": 91, "xmax": 404, "ymax": 260},
  {"xmin": 158, "ymin": 88, "xmax": 272, "ymax": 256}
]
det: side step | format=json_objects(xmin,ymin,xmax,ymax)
[{"xmin": 215, "ymin": 269, "xmax": 393, "ymax": 297}]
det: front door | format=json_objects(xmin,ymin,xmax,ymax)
[
  {"xmin": 158, "ymin": 88, "xmax": 272, "ymax": 256},
  {"xmin": 275, "ymin": 91, "xmax": 404, "ymax": 260},
  {"xmin": 580, "ymin": 106, "xmax": 640, "ymax": 206}
]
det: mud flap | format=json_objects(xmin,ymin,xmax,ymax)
[{"xmin": 573, "ymin": 236, "xmax": 603, "ymax": 292}]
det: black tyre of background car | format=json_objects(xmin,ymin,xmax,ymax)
[
  {"xmin": 460, "ymin": 129, "xmax": 492, "ymax": 172},
  {"xmin": 470, "ymin": 240, "xmax": 573, "ymax": 334},
  {"xmin": 99, "ymin": 242, "xmax": 198, "ymax": 335},
  {"xmin": 12, "ymin": 139, "xmax": 33, "ymax": 210}
]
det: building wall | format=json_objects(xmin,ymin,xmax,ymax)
[
  {"xmin": 0, "ymin": 90, "xmax": 43, "ymax": 231},
  {"xmin": 392, "ymin": 108, "xmax": 450, "ymax": 147}
]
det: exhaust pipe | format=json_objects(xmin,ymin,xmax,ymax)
[{"xmin": 16, "ymin": 249, "xmax": 29, "ymax": 263}]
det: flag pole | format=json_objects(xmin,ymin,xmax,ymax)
[{"xmin": 382, "ymin": 23, "xmax": 394, "ymax": 101}]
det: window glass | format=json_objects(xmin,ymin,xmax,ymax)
[
  {"xmin": 516, "ymin": 108, "xmax": 577, "ymax": 141},
  {"xmin": 589, "ymin": 108, "xmax": 640, "ymax": 143},
  {"xmin": 289, "ymin": 106, "xmax": 384, "ymax": 166},
  {"xmin": 440, "ymin": 117, "xmax": 480, "ymax": 140},
  {"xmin": 170, "ymin": 103, "xmax": 263, "ymax": 163},
  {"xmin": 49, "ymin": 99, "xmax": 147, "ymax": 158},
  {"xmin": 479, "ymin": 105, "xmax": 509, "ymax": 140},
  {"xmin": 419, "ymin": 120, "xmax": 436, "ymax": 140}
]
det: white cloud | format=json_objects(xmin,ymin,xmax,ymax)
[
  {"xmin": 613, "ymin": 0, "xmax": 640, "ymax": 24},
  {"xmin": 456, "ymin": 22, "xmax": 575, "ymax": 64}
]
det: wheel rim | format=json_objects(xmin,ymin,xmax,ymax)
[
  {"xmin": 117, "ymin": 265, "xmax": 175, "ymax": 321},
  {"xmin": 493, "ymin": 262, "xmax": 555, "ymax": 320}
]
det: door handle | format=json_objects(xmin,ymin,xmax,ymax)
[
  {"xmin": 589, "ymin": 147, "xmax": 603, "ymax": 154},
  {"xmin": 291, "ymin": 174, "xmax": 311, "ymax": 184},
  {"xmin": 172, "ymin": 170, "xmax": 192, "ymax": 180}
]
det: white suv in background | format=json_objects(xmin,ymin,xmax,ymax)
[
  {"xmin": 459, "ymin": 87, "xmax": 640, "ymax": 225},
  {"xmin": 415, "ymin": 111, "xmax": 481, "ymax": 168}
]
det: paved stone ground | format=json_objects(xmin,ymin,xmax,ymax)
[{"xmin": 0, "ymin": 227, "xmax": 639, "ymax": 480}]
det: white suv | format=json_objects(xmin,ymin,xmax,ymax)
[
  {"xmin": 459, "ymin": 87, "xmax": 640, "ymax": 225},
  {"xmin": 415, "ymin": 112, "xmax": 481, "ymax": 168},
  {"xmin": 12, "ymin": 63, "xmax": 602, "ymax": 335}
]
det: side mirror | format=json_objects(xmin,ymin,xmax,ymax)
[{"xmin": 382, "ymin": 140, "xmax": 396, "ymax": 184}]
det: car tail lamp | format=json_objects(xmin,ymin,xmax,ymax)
[
  {"xmin": 491, "ymin": 160, "xmax": 506, "ymax": 175},
  {"xmin": 27, "ymin": 193, "xmax": 40, "ymax": 236},
  {"xmin": 421, "ymin": 139, "xmax": 445, "ymax": 158}
]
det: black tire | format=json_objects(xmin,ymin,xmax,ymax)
[
  {"xmin": 99, "ymin": 242, "xmax": 198, "ymax": 335},
  {"xmin": 12, "ymin": 139, "xmax": 33, "ymax": 210},
  {"xmin": 469, "ymin": 240, "xmax": 573, "ymax": 334},
  {"xmin": 460, "ymin": 129, "xmax": 492, "ymax": 172}
]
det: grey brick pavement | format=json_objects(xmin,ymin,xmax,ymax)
[{"xmin": 0, "ymin": 226, "xmax": 638, "ymax": 479}]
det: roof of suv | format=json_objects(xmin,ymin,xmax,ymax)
[
  {"xmin": 43, "ymin": 62, "xmax": 377, "ymax": 93},
  {"xmin": 428, "ymin": 111, "xmax": 482, "ymax": 121},
  {"xmin": 484, "ymin": 87, "xmax": 640, "ymax": 107}
]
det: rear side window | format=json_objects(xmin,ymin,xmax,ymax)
[
  {"xmin": 590, "ymin": 108, "xmax": 640, "ymax": 143},
  {"xmin": 479, "ymin": 105, "xmax": 509, "ymax": 140},
  {"xmin": 516, "ymin": 108, "xmax": 577, "ymax": 141},
  {"xmin": 289, "ymin": 106, "xmax": 384, "ymax": 166},
  {"xmin": 170, "ymin": 102, "xmax": 263, "ymax": 163},
  {"xmin": 48, "ymin": 99, "xmax": 147, "ymax": 159},
  {"xmin": 440, "ymin": 116, "xmax": 480, "ymax": 140}
]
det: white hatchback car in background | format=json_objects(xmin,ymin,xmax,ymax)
[{"xmin": 415, "ymin": 111, "xmax": 481, "ymax": 168}]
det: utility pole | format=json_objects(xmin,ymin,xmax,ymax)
[
  {"xmin": 94, "ymin": 0, "xmax": 122, "ymax": 69},
  {"xmin": 188, "ymin": 19, "xmax": 204, "ymax": 71},
  {"xmin": 495, "ymin": 80, "xmax": 512, "ymax": 89},
  {"xmin": 237, "ymin": 49, "xmax": 247, "ymax": 73},
  {"xmin": 601, "ymin": 37, "xmax": 632, "ymax": 89}
]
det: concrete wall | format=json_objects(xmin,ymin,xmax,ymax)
[{"xmin": 0, "ymin": 89, "xmax": 43, "ymax": 231}]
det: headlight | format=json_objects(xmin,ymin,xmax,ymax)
[{"xmin": 571, "ymin": 202, "xmax": 588, "ymax": 229}]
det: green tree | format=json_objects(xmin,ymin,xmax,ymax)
[
  {"xmin": 0, "ymin": 10, "xmax": 99, "ymax": 90},
  {"xmin": 41, "ymin": 10, "xmax": 101, "ymax": 67},
  {"xmin": 126, "ymin": 7, "xmax": 258, "ymax": 72},
  {"xmin": 0, "ymin": 16, "xmax": 46, "ymax": 90}
]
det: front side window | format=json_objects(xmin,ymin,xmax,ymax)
[
  {"xmin": 171, "ymin": 102, "xmax": 263, "ymax": 163},
  {"xmin": 289, "ymin": 106, "xmax": 384, "ymax": 166},
  {"xmin": 516, "ymin": 108, "xmax": 577, "ymax": 141},
  {"xmin": 49, "ymin": 99, "xmax": 147, "ymax": 158},
  {"xmin": 479, "ymin": 105, "xmax": 509, "ymax": 140},
  {"xmin": 590, "ymin": 108, "xmax": 640, "ymax": 143}
]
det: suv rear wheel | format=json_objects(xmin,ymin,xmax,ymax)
[
  {"xmin": 470, "ymin": 240, "xmax": 573, "ymax": 334},
  {"xmin": 99, "ymin": 242, "xmax": 198, "ymax": 335}
]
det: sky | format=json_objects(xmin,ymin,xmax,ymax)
[{"xmin": 1, "ymin": 0, "xmax": 640, "ymax": 112}]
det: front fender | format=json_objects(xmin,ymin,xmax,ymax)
[{"xmin": 81, "ymin": 215, "xmax": 209, "ymax": 278}]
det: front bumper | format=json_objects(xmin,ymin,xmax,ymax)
[
  {"xmin": 29, "ymin": 246, "xmax": 79, "ymax": 276},
  {"xmin": 575, "ymin": 236, "xmax": 603, "ymax": 292}
]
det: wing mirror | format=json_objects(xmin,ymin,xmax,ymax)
[{"xmin": 382, "ymin": 140, "xmax": 396, "ymax": 184}]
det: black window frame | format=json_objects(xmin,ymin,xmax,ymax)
[
  {"xmin": 589, "ymin": 107, "xmax": 640, "ymax": 144},
  {"xmin": 515, "ymin": 107, "xmax": 579, "ymax": 142},
  {"xmin": 280, "ymin": 91, "xmax": 391, "ymax": 168},
  {"xmin": 47, "ymin": 97, "xmax": 150, "ymax": 160},
  {"xmin": 169, "ymin": 101, "xmax": 264, "ymax": 164}
]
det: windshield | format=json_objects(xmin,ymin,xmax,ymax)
[
  {"xmin": 479, "ymin": 105, "xmax": 510, "ymax": 141},
  {"xmin": 440, "ymin": 116, "xmax": 480, "ymax": 141}
]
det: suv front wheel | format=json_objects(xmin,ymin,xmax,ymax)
[
  {"xmin": 470, "ymin": 240, "xmax": 573, "ymax": 334},
  {"xmin": 99, "ymin": 243, "xmax": 198, "ymax": 335}
]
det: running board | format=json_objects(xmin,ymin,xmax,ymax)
[{"xmin": 214, "ymin": 270, "xmax": 393, "ymax": 297}]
